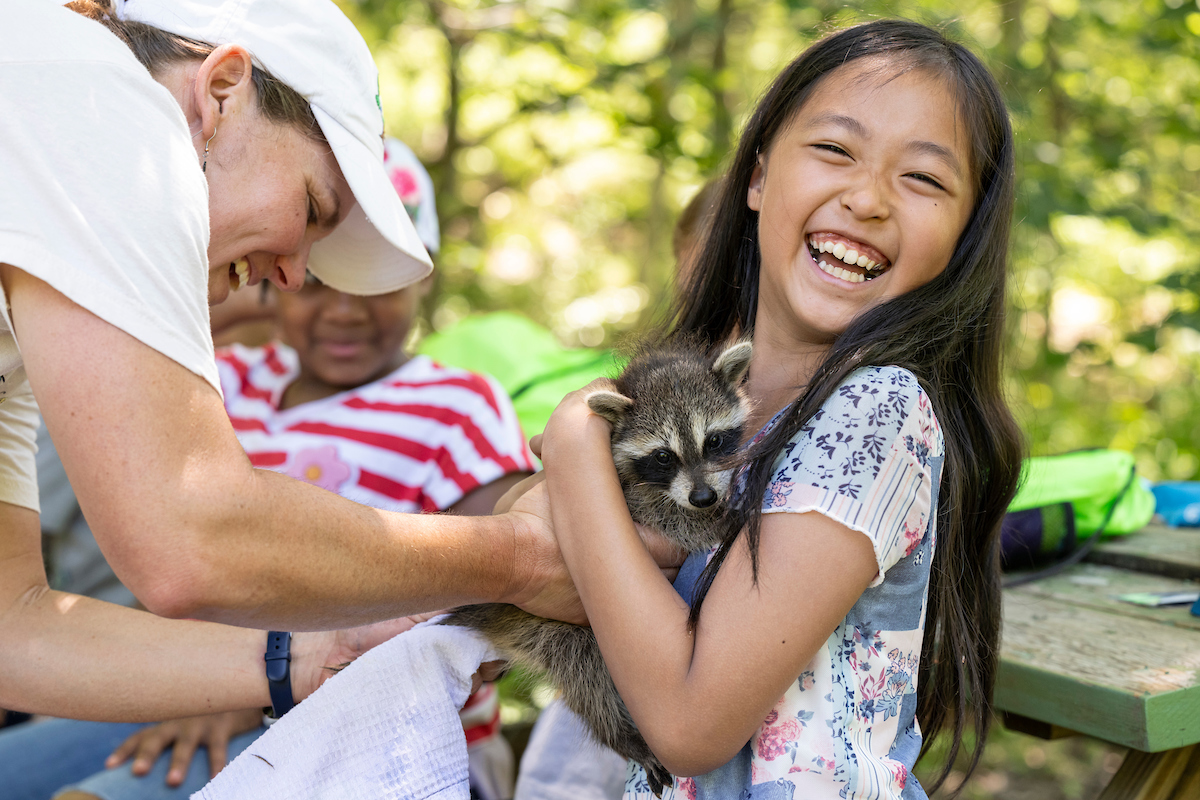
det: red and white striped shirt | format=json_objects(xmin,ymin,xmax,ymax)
[
  {"xmin": 216, "ymin": 343, "xmax": 533, "ymax": 769},
  {"xmin": 216, "ymin": 343, "xmax": 536, "ymax": 512}
]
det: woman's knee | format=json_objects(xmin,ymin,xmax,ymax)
[{"xmin": 56, "ymin": 793, "xmax": 104, "ymax": 800}]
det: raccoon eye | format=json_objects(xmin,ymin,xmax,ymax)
[
  {"xmin": 705, "ymin": 432, "xmax": 723, "ymax": 452},
  {"xmin": 653, "ymin": 449, "xmax": 673, "ymax": 465}
]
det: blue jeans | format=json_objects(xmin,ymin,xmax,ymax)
[{"xmin": 0, "ymin": 718, "xmax": 265, "ymax": 800}]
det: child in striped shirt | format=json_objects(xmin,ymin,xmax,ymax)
[{"xmin": 208, "ymin": 242, "xmax": 533, "ymax": 800}]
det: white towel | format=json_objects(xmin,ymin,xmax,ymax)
[{"xmin": 194, "ymin": 619, "xmax": 499, "ymax": 800}]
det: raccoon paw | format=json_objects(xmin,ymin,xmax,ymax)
[{"xmin": 643, "ymin": 756, "xmax": 674, "ymax": 797}]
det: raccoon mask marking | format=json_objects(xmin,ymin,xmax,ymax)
[{"xmin": 442, "ymin": 340, "xmax": 752, "ymax": 797}]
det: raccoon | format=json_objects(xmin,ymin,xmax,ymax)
[{"xmin": 442, "ymin": 339, "xmax": 752, "ymax": 796}]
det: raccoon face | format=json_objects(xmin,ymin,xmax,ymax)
[
  {"xmin": 622, "ymin": 418, "xmax": 743, "ymax": 511},
  {"xmin": 588, "ymin": 340, "xmax": 752, "ymax": 544}
]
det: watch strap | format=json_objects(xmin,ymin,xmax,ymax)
[{"xmin": 264, "ymin": 631, "xmax": 294, "ymax": 718}]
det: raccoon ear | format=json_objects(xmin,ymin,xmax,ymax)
[
  {"xmin": 587, "ymin": 390, "xmax": 633, "ymax": 425},
  {"xmin": 712, "ymin": 340, "xmax": 753, "ymax": 387}
]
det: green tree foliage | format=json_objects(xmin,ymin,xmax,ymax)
[{"xmin": 342, "ymin": 0, "xmax": 1200, "ymax": 478}]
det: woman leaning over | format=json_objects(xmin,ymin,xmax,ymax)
[{"xmin": 0, "ymin": 0, "xmax": 595, "ymax": 724}]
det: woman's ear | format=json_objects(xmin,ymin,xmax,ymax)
[
  {"xmin": 192, "ymin": 44, "xmax": 256, "ymax": 141},
  {"xmin": 747, "ymin": 154, "xmax": 766, "ymax": 212}
]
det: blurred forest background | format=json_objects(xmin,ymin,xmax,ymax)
[
  {"xmin": 338, "ymin": 1, "xmax": 1198, "ymax": 795},
  {"xmin": 341, "ymin": 0, "xmax": 1200, "ymax": 480}
]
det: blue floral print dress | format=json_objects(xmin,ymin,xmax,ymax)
[{"xmin": 625, "ymin": 366, "xmax": 944, "ymax": 800}]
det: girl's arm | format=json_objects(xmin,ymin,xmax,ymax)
[
  {"xmin": 542, "ymin": 390, "xmax": 879, "ymax": 777},
  {"xmin": 3, "ymin": 265, "xmax": 576, "ymax": 631}
]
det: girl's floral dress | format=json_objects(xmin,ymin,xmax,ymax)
[{"xmin": 626, "ymin": 366, "xmax": 944, "ymax": 800}]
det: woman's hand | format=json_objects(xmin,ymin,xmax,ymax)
[
  {"xmin": 503, "ymin": 478, "xmax": 587, "ymax": 625},
  {"xmin": 491, "ymin": 380, "xmax": 687, "ymax": 623},
  {"xmin": 491, "ymin": 471, "xmax": 545, "ymax": 515},
  {"xmin": 291, "ymin": 614, "xmax": 439, "ymax": 700},
  {"xmin": 294, "ymin": 617, "xmax": 505, "ymax": 714},
  {"xmin": 105, "ymin": 708, "xmax": 263, "ymax": 786}
]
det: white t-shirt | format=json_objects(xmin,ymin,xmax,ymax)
[{"xmin": 0, "ymin": 1, "xmax": 218, "ymax": 512}]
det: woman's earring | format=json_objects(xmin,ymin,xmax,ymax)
[{"xmin": 202, "ymin": 129, "xmax": 218, "ymax": 174}]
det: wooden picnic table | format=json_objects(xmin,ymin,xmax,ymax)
[{"xmin": 997, "ymin": 524, "xmax": 1200, "ymax": 800}]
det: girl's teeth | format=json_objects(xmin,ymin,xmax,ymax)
[
  {"xmin": 809, "ymin": 237, "xmax": 885, "ymax": 272},
  {"xmin": 817, "ymin": 258, "xmax": 866, "ymax": 283}
]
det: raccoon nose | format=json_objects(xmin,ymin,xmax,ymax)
[{"xmin": 689, "ymin": 486, "xmax": 718, "ymax": 508}]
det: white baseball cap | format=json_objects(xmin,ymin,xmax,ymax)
[{"xmin": 115, "ymin": 0, "xmax": 433, "ymax": 295}]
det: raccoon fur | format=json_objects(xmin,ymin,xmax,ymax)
[{"xmin": 442, "ymin": 339, "xmax": 752, "ymax": 796}]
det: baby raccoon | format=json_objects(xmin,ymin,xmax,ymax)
[{"xmin": 442, "ymin": 339, "xmax": 752, "ymax": 796}]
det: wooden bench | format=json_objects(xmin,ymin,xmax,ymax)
[{"xmin": 998, "ymin": 524, "xmax": 1200, "ymax": 800}]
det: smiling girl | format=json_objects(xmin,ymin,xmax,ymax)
[{"xmin": 539, "ymin": 20, "xmax": 1023, "ymax": 799}]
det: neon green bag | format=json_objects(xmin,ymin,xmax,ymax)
[
  {"xmin": 1009, "ymin": 450, "xmax": 1155, "ymax": 537},
  {"xmin": 417, "ymin": 312, "xmax": 622, "ymax": 438},
  {"xmin": 1003, "ymin": 451, "xmax": 1156, "ymax": 586}
]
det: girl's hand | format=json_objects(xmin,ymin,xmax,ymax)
[
  {"xmin": 539, "ymin": 380, "xmax": 617, "ymax": 468},
  {"xmin": 105, "ymin": 708, "xmax": 263, "ymax": 785},
  {"xmin": 540, "ymin": 381, "xmax": 688, "ymax": 577}
]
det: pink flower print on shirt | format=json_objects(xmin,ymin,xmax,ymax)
[
  {"xmin": 763, "ymin": 477, "xmax": 794, "ymax": 508},
  {"xmin": 677, "ymin": 777, "xmax": 697, "ymax": 800},
  {"xmin": 287, "ymin": 445, "xmax": 352, "ymax": 493},
  {"xmin": 755, "ymin": 715, "xmax": 803, "ymax": 761},
  {"xmin": 902, "ymin": 518, "xmax": 924, "ymax": 557},
  {"xmin": 916, "ymin": 390, "xmax": 938, "ymax": 450},
  {"xmin": 858, "ymin": 668, "xmax": 888, "ymax": 721},
  {"xmin": 859, "ymin": 648, "xmax": 919, "ymax": 722},
  {"xmin": 797, "ymin": 670, "xmax": 816, "ymax": 691},
  {"xmin": 809, "ymin": 755, "xmax": 836, "ymax": 772}
]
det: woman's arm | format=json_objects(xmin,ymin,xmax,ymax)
[
  {"xmin": 541, "ymin": 390, "xmax": 879, "ymax": 777},
  {"xmin": 0, "ymin": 500, "xmax": 263, "ymax": 718},
  {"xmin": 2, "ymin": 265, "xmax": 574, "ymax": 630},
  {"xmin": 448, "ymin": 472, "xmax": 533, "ymax": 517},
  {"xmin": 0, "ymin": 499, "xmax": 430, "ymax": 718}
]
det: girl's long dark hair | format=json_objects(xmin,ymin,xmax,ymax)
[{"xmin": 670, "ymin": 20, "xmax": 1024, "ymax": 794}]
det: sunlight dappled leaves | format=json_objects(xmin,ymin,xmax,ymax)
[{"xmin": 344, "ymin": 0, "xmax": 1200, "ymax": 479}]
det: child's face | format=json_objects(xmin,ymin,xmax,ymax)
[
  {"xmin": 276, "ymin": 274, "xmax": 429, "ymax": 388},
  {"xmin": 748, "ymin": 59, "xmax": 976, "ymax": 345}
]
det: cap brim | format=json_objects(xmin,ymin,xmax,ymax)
[{"xmin": 308, "ymin": 106, "xmax": 433, "ymax": 296}]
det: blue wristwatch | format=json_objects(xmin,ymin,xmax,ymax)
[{"xmin": 264, "ymin": 631, "xmax": 295, "ymax": 718}]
